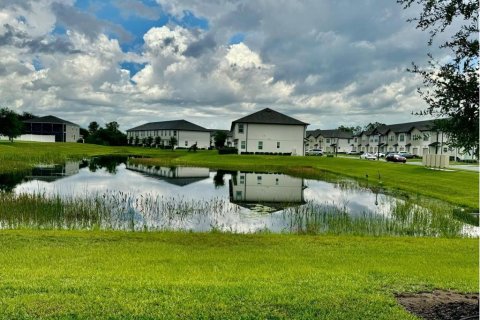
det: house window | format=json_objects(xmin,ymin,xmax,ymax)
[
  {"xmin": 354, "ymin": 138, "xmax": 357, "ymax": 143},
  {"xmin": 443, "ymin": 147, "xmax": 448, "ymax": 153},
  {"xmin": 235, "ymin": 191, "xmax": 242, "ymax": 200},
  {"xmin": 240, "ymin": 176, "xmax": 245, "ymax": 184},
  {"xmin": 185, "ymin": 141, "xmax": 188, "ymax": 146},
  {"xmin": 277, "ymin": 141, "xmax": 280, "ymax": 148},
  {"xmin": 258, "ymin": 141, "xmax": 263, "ymax": 150},
  {"xmin": 275, "ymin": 178, "xmax": 279, "ymax": 185},
  {"xmin": 238, "ymin": 124, "xmax": 244, "ymax": 134},
  {"xmin": 399, "ymin": 134, "xmax": 405, "ymax": 142},
  {"xmin": 173, "ymin": 131, "xmax": 177, "ymax": 136},
  {"xmin": 257, "ymin": 176, "xmax": 262, "ymax": 185},
  {"xmin": 241, "ymin": 141, "xmax": 246, "ymax": 149},
  {"xmin": 326, "ymin": 138, "xmax": 330, "ymax": 143},
  {"xmin": 389, "ymin": 135, "xmax": 394, "ymax": 141},
  {"xmin": 423, "ymin": 134, "xmax": 429, "ymax": 141}
]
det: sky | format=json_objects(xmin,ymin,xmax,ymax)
[{"xmin": 0, "ymin": 0, "xmax": 452, "ymax": 131}]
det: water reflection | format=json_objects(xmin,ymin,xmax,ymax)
[
  {"xmin": 0, "ymin": 157, "xmax": 477, "ymax": 237},
  {"xmin": 126, "ymin": 163, "xmax": 210, "ymax": 186},
  {"xmin": 229, "ymin": 172, "xmax": 305, "ymax": 213}
]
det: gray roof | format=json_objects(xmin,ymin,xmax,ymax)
[
  {"xmin": 307, "ymin": 129, "xmax": 353, "ymax": 139},
  {"xmin": 127, "ymin": 120, "xmax": 208, "ymax": 132},
  {"xmin": 374, "ymin": 120, "xmax": 436, "ymax": 135},
  {"xmin": 24, "ymin": 115, "xmax": 79, "ymax": 127},
  {"xmin": 231, "ymin": 108, "xmax": 308, "ymax": 129}
]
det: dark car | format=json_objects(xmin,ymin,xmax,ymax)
[{"xmin": 386, "ymin": 153, "xmax": 407, "ymax": 163}]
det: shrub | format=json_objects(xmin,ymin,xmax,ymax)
[{"xmin": 218, "ymin": 147, "xmax": 238, "ymax": 155}]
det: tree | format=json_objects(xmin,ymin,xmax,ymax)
[
  {"xmin": 88, "ymin": 121, "xmax": 99, "ymax": 135},
  {"xmin": 18, "ymin": 112, "xmax": 36, "ymax": 121},
  {"xmin": 363, "ymin": 122, "xmax": 386, "ymax": 133},
  {"xmin": 213, "ymin": 131, "xmax": 228, "ymax": 148},
  {"xmin": 134, "ymin": 136, "xmax": 140, "ymax": 146},
  {"xmin": 146, "ymin": 136, "xmax": 153, "ymax": 147},
  {"xmin": 169, "ymin": 136, "xmax": 177, "ymax": 150},
  {"xmin": 154, "ymin": 136, "xmax": 161, "ymax": 147},
  {"xmin": 337, "ymin": 125, "xmax": 362, "ymax": 134},
  {"xmin": 398, "ymin": 0, "xmax": 479, "ymax": 156},
  {"xmin": 105, "ymin": 121, "xmax": 119, "ymax": 132},
  {"xmin": 0, "ymin": 108, "xmax": 23, "ymax": 142},
  {"xmin": 128, "ymin": 136, "xmax": 134, "ymax": 145}
]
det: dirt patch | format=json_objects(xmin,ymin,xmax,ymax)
[{"xmin": 396, "ymin": 290, "xmax": 479, "ymax": 320}]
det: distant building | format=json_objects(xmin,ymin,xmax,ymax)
[
  {"xmin": 358, "ymin": 119, "xmax": 475, "ymax": 159},
  {"xmin": 209, "ymin": 129, "xmax": 233, "ymax": 147},
  {"xmin": 126, "ymin": 163, "xmax": 210, "ymax": 186},
  {"xmin": 23, "ymin": 115, "xmax": 80, "ymax": 142},
  {"xmin": 306, "ymin": 129, "xmax": 354, "ymax": 153},
  {"xmin": 231, "ymin": 108, "xmax": 308, "ymax": 155},
  {"xmin": 126, "ymin": 120, "xmax": 210, "ymax": 149}
]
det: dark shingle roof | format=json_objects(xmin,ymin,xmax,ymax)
[
  {"xmin": 307, "ymin": 129, "xmax": 353, "ymax": 139},
  {"xmin": 127, "ymin": 120, "xmax": 208, "ymax": 132},
  {"xmin": 231, "ymin": 108, "xmax": 308, "ymax": 129},
  {"xmin": 373, "ymin": 120, "xmax": 436, "ymax": 135},
  {"xmin": 24, "ymin": 115, "xmax": 79, "ymax": 127}
]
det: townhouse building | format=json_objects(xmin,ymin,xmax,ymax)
[{"xmin": 305, "ymin": 129, "xmax": 354, "ymax": 153}]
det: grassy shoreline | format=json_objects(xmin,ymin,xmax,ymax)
[
  {"xmin": 1, "ymin": 141, "xmax": 478, "ymax": 207},
  {"xmin": 0, "ymin": 230, "xmax": 477, "ymax": 319}
]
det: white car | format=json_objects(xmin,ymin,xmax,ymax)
[
  {"xmin": 306, "ymin": 148, "xmax": 324, "ymax": 156},
  {"xmin": 360, "ymin": 153, "xmax": 377, "ymax": 160}
]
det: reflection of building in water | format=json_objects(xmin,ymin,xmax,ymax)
[
  {"xmin": 126, "ymin": 163, "xmax": 210, "ymax": 186},
  {"xmin": 26, "ymin": 161, "xmax": 80, "ymax": 182},
  {"xmin": 229, "ymin": 172, "xmax": 305, "ymax": 212}
]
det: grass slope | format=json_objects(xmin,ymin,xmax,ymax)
[
  {"xmin": 1, "ymin": 141, "xmax": 477, "ymax": 207},
  {"xmin": 0, "ymin": 230, "xmax": 477, "ymax": 319}
]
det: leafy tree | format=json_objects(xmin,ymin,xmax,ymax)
[
  {"xmin": 88, "ymin": 121, "xmax": 99, "ymax": 135},
  {"xmin": 128, "ymin": 136, "xmax": 133, "ymax": 145},
  {"xmin": 169, "ymin": 136, "xmax": 177, "ymax": 150},
  {"xmin": 80, "ymin": 128, "xmax": 89, "ymax": 140},
  {"xmin": 398, "ymin": 0, "xmax": 478, "ymax": 156},
  {"xmin": 105, "ymin": 121, "xmax": 120, "ymax": 132},
  {"xmin": 363, "ymin": 122, "xmax": 386, "ymax": 133},
  {"xmin": 18, "ymin": 112, "xmax": 37, "ymax": 121},
  {"xmin": 337, "ymin": 125, "xmax": 362, "ymax": 134},
  {"xmin": 134, "ymin": 136, "xmax": 140, "ymax": 146},
  {"xmin": 0, "ymin": 108, "xmax": 23, "ymax": 142},
  {"xmin": 213, "ymin": 131, "xmax": 228, "ymax": 148},
  {"xmin": 146, "ymin": 136, "xmax": 153, "ymax": 147},
  {"xmin": 154, "ymin": 136, "xmax": 161, "ymax": 146},
  {"xmin": 141, "ymin": 137, "xmax": 147, "ymax": 146}
]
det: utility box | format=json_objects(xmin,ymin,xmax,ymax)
[{"xmin": 423, "ymin": 154, "xmax": 449, "ymax": 168}]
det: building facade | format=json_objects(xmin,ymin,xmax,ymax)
[
  {"xmin": 126, "ymin": 120, "xmax": 210, "ymax": 149},
  {"xmin": 23, "ymin": 115, "xmax": 80, "ymax": 142},
  {"xmin": 357, "ymin": 120, "xmax": 475, "ymax": 159},
  {"xmin": 231, "ymin": 108, "xmax": 308, "ymax": 155},
  {"xmin": 305, "ymin": 129, "xmax": 354, "ymax": 153}
]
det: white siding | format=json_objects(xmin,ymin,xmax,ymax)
[{"xmin": 233, "ymin": 123, "xmax": 306, "ymax": 155}]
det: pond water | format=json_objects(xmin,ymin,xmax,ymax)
[{"xmin": 0, "ymin": 156, "xmax": 478, "ymax": 237}]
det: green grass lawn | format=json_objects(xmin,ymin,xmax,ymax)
[
  {"xmin": 1, "ymin": 141, "xmax": 478, "ymax": 207},
  {"xmin": 0, "ymin": 230, "xmax": 477, "ymax": 319}
]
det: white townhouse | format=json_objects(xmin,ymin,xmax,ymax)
[
  {"xmin": 126, "ymin": 163, "xmax": 210, "ymax": 186},
  {"xmin": 229, "ymin": 171, "xmax": 305, "ymax": 212},
  {"xmin": 305, "ymin": 129, "xmax": 354, "ymax": 153},
  {"xmin": 231, "ymin": 108, "xmax": 308, "ymax": 155},
  {"xmin": 126, "ymin": 120, "xmax": 210, "ymax": 149},
  {"xmin": 360, "ymin": 120, "xmax": 475, "ymax": 159},
  {"xmin": 17, "ymin": 115, "xmax": 80, "ymax": 142}
]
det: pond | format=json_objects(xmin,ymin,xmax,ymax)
[{"xmin": 0, "ymin": 156, "xmax": 478, "ymax": 237}]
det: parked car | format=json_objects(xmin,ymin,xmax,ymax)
[
  {"xmin": 360, "ymin": 153, "xmax": 377, "ymax": 160},
  {"xmin": 346, "ymin": 150, "xmax": 361, "ymax": 155},
  {"xmin": 386, "ymin": 153, "xmax": 407, "ymax": 163},
  {"xmin": 306, "ymin": 148, "xmax": 324, "ymax": 156},
  {"xmin": 376, "ymin": 152, "xmax": 386, "ymax": 158},
  {"xmin": 398, "ymin": 151, "xmax": 415, "ymax": 159}
]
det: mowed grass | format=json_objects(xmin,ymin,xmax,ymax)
[
  {"xmin": 1, "ymin": 141, "xmax": 478, "ymax": 207},
  {"xmin": 0, "ymin": 230, "xmax": 477, "ymax": 319}
]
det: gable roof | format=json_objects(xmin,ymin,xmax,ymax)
[
  {"xmin": 307, "ymin": 129, "xmax": 353, "ymax": 139},
  {"xmin": 231, "ymin": 108, "xmax": 308, "ymax": 129},
  {"xmin": 127, "ymin": 120, "xmax": 208, "ymax": 132},
  {"xmin": 369, "ymin": 120, "xmax": 436, "ymax": 136},
  {"xmin": 23, "ymin": 115, "xmax": 79, "ymax": 127}
]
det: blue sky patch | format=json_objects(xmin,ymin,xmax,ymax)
[
  {"xmin": 229, "ymin": 33, "xmax": 245, "ymax": 45},
  {"xmin": 120, "ymin": 62, "xmax": 146, "ymax": 77}
]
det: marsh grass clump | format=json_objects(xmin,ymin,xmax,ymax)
[{"xmin": 283, "ymin": 199, "xmax": 467, "ymax": 237}]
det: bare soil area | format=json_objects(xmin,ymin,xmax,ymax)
[{"xmin": 396, "ymin": 290, "xmax": 479, "ymax": 320}]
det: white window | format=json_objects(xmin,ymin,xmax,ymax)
[
  {"xmin": 185, "ymin": 141, "xmax": 188, "ymax": 146},
  {"xmin": 257, "ymin": 176, "xmax": 262, "ymax": 184},
  {"xmin": 240, "ymin": 176, "xmax": 245, "ymax": 184},
  {"xmin": 258, "ymin": 141, "xmax": 263, "ymax": 150},
  {"xmin": 399, "ymin": 134, "xmax": 405, "ymax": 142},
  {"xmin": 277, "ymin": 141, "xmax": 280, "ymax": 148},
  {"xmin": 238, "ymin": 124, "xmax": 244, "ymax": 134},
  {"xmin": 235, "ymin": 191, "xmax": 242, "ymax": 200},
  {"xmin": 241, "ymin": 141, "xmax": 246, "ymax": 149}
]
